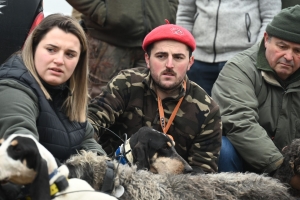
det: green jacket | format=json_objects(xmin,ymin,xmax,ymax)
[
  {"xmin": 66, "ymin": 0, "xmax": 178, "ymax": 47},
  {"xmin": 88, "ymin": 67, "xmax": 222, "ymax": 173},
  {"xmin": 212, "ymin": 42, "xmax": 300, "ymax": 173},
  {"xmin": 0, "ymin": 55, "xmax": 105, "ymax": 159},
  {"xmin": 0, "ymin": 80, "xmax": 105, "ymax": 156},
  {"xmin": 282, "ymin": 0, "xmax": 299, "ymax": 9}
]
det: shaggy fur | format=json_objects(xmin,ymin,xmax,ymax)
[
  {"xmin": 66, "ymin": 151, "xmax": 294, "ymax": 200},
  {"xmin": 273, "ymin": 138, "xmax": 300, "ymax": 197}
]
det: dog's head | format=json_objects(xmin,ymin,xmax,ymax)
[
  {"xmin": 0, "ymin": 134, "xmax": 55, "ymax": 200},
  {"xmin": 281, "ymin": 139, "xmax": 300, "ymax": 176},
  {"xmin": 129, "ymin": 127, "xmax": 193, "ymax": 174}
]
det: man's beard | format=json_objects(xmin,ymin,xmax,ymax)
[
  {"xmin": 155, "ymin": 79, "xmax": 181, "ymax": 91},
  {"xmin": 152, "ymin": 69, "xmax": 183, "ymax": 93}
]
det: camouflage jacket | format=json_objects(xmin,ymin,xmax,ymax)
[{"xmin": 88, "ymin": 67, "xmax": 222, "ymax": 172}]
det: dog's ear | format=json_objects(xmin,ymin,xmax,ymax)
[
  {"xmin": 29, "ymin": 157, "xmax": 51, "ymax": 200},
  {"xmin": 282, "ymin": 146, "xmax": 288, "ymax": 154},
  {"xmin": 131, "ymin": 141, "xmax": 150, "ymax": 170},
  {"xmin": 9, "ymin": 136, "xmax": 51, "ymax": 200}
]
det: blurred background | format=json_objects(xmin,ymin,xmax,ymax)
[{"xmin": 43, "ymin": 0, "xmax": 72, "ymax": 16}]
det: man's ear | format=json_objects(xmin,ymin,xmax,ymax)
[
  {"xmin": 187, "ymin": 55, "xmax": 194, "ymax": 71},
  {"xmin": 145, "ymin": 53, "xmax": 150, "ymax": 69},
  {"xmin": 264, "ymin": 32, "xmax": 269, "ymax": 46},
  {"xmin": 131, "ymin": 142, "xmax": 150, "ymax": 170}
]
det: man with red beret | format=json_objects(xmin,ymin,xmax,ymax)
[{"xmin": 88, "ymin": 22, "xmax": 222, "ymax": 173}]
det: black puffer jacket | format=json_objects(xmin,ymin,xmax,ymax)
[{"xmin": 0, "ymin": 54, "xmax": 105, "ymax": 161}]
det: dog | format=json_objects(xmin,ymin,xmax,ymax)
[
  {"xmin": 0, "ymin": 127, "xmax": 193, "ymax": 199},
  {"xmin": 273, "ymin": 138, "xmax": 300, "ymax": 197},
  {"xmin": 114, "ymin": 126, "xmax": 193, "ymax": 174},
  {"xmin": 0, "ymin": 134, "xmax": 117, "ymax": 200},
  {"xmin": 1, "ymin": 131, "xmax": 295, "ymax": 199},
  {"xmin": 66, "ymin": 126, "xmax": 194, "ymax": 193},
  {"xmin": 66, "ymin": 150, "xmax": 294, "ymax": 200}
]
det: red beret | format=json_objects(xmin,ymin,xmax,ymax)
[{"xmin": 142, "ymin": 20, "xmax": 196, "ymax": 52}]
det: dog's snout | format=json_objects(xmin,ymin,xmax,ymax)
[{"xmin": 184, "ymin": 165, "xmax": 193, "ymax": 174}]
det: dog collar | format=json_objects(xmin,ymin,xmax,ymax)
[
  {"xmin": 123, "ymin": 139, "xmax": 133, "ymax": 164},
  {"xmin": 48, "ymin": 168, "xmax": 58, "ymax": 180},
  {"xmin": 100, "ymin": 160, "xmax": 125, "ymax": 198},
  {"xmin": 115, "ymin": 139, "xmax": 134, "ymax": 165},
  {"xmin": 100, "ymin": 160, "xmax": 115, "ymax": 194},
  {"xmin": 49, "ymin": 168, "xmax": 69, "ymax": 198},
  {"xmin": 18, "ymin": 169, "xmax": 68, "ymax": 200},
  {"xmin": 50, "ymin": 175, "xmax": 69, "ymax": 198}
]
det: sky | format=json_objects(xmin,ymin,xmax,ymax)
[{"xmin": 43, "ymin": 0, "xmax": 72, "ymax": 17}]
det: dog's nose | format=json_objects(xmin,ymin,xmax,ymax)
[{"xmin": 184, "ymin": 165, "xmax": 193, "ymax": 174}]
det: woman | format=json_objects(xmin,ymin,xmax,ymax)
[{"xmin": 0, "ymin": 13, "xmax": 106, "ymax": 162}]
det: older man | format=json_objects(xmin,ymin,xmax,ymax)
[
  {"xmin": 88, "ymin": 22, "xmax": 222, "ymax": 173},
  {"xmin": 212, "ymin": 5, "xmax": 300, "ymax": 189}
]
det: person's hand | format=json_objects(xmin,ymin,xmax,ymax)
[{"xmin": 290, "ymin": 174, "xmax": 300, "ymax": 190}]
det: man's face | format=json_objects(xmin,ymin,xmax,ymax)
[
  {"xmin": 145, "ymin": 40, "xmax": 194, "ymax": 91},
  {"xmin": 264, "ymin": 32, "xmax": 300, "ymax": 80}
]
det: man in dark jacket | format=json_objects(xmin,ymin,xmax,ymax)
[
  {"xmin": 88, "ymin": 22, "xmax": 222, "ymax": 173},
  {"xmin": 282, "ymin": 0, "xmax": 298, "ymax": 9},
  {"xmin": 66, "ymin": 0, "xmax": 178, "ymax": 98},
  {"xmin": 0, "ymin": 0, "xmax": 43, "ymax": 64},
  {"xmin": 212, "ymin": 5, "xmax": 300, "ymax": 190}
]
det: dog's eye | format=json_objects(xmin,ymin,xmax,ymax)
[
  {"xmin": 162, "ymin": 145, "xmax": 169, "ymax": 150},
  {"xmin": 13, "ymin": 145, "xmax": 22, "ymax": 152}
]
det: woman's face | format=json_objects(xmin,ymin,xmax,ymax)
[{"xmin": 34, "ymin": 27, "xmax": 81, "ymax": 86}]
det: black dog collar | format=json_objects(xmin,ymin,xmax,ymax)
[
  {"xmin": 17, "ymin": 169, "xmax": 68, "ymax": 200},
  {"xmin": 100, "ymin": 160, "xmax": 115, "ymax": 194}
]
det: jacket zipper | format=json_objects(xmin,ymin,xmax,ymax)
[
  {"xmin": 141, "ymin": 0, "xmax": 149, "ymax": 38},
  {"xmin": 213, "ymin": 0, "xmax": 221, "ymax": 63}
]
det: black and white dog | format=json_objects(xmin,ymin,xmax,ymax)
[
  {"xmin": 0, "ymin": 127, "xmax": 193, "ymax": 200},
  {"xmin": 114, "ymin": 126, "xmax": 193, "ymax": 174},
  {"xmin": 0, "ymin": 134, "xmax": 117, "ymax": 200}
]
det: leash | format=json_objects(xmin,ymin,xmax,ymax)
[
  {"xmin": 53, "ymin": 190, "xmax": 118, "ymax": 198},
  {"xmin": 95, "ymin": 125, "xmax": 133, "ymax": 166},
  {"xmin": 157, "ymin": 80, "xmax": 186, "ymax": 140}
]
